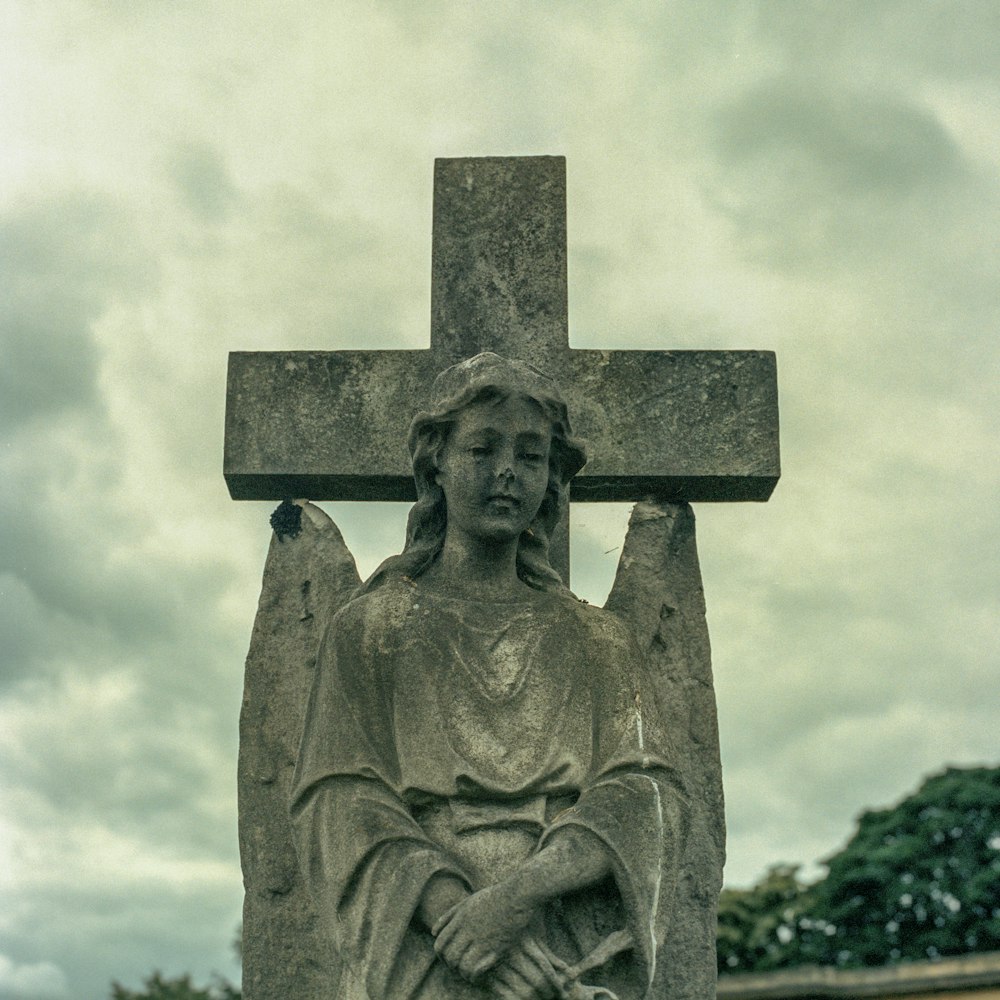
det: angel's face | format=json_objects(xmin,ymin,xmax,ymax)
[{"xmin": 435, "ymin": 394, "xmax": 552, "ymax": 545}]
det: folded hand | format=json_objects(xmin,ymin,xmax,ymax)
[
  {"xmin": 432, "ymin": 881, "xmax": 536, "ymax": 982},
  {"xmin": 490, "ymin": 935, "xmax": 564, "ymax": 1000}
]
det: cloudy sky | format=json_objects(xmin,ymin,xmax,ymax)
[{"xmin": 2, "ymin": 2, "xmax": 998, "ymax": 997}]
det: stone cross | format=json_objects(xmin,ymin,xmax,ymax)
[
  {"xmin": 224, "ymin": 156, "xmax": 779, "ymax": 579},
  {"xmin": 231, "ymin": 155, "xmax": 779, "ymax": 1000}
]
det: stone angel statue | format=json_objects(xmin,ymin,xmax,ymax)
[{"xmin": 238, "ymin": 354, "xmax": 725, "ymax": 1000}]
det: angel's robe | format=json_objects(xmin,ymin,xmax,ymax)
[{"xmin": 290, "ymin": 578, "xmax": 686, "ymax": 1000}]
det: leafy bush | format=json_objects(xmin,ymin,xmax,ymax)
[{"xmin": 718, "ymin": 765, "xmax": 1000, "ymax": 972}]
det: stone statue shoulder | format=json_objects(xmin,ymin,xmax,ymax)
[
  {"xmin": 321, "ymin": 577, "xmax": 417, "ymax": 653},
  {"xmin": 562, "ymin": 595, "xmax": 647, "ymax": 663}
]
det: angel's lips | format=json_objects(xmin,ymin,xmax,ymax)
[{"xmin": 486, "ymin": 494, "xmax": 520, "ymax": 508}]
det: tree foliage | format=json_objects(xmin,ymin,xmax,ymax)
[
  {"xmin": 717, "ymin": 865, "xmax": 818, "ymax": 973},
  {"xmin": 718, "ymin": 765, "xmax": 1000, "ymax": 973},
  {"xmin": 110, "ymin": 972, "xmax": 241, "ymax": 999}
]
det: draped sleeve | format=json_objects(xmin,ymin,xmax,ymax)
[
  {"xmin": 289, "ymin": 589, "xmax": 471, "ymax": 1000},
  {"xmin": 540, "ymin": 606, "xmax": 689, "ymax": 993}
]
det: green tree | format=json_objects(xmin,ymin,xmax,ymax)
[
  {"xmin": 802, "ymin": 765, "xmax": 1000, "ymax": 967},
  {"xmin": 717, "ymin": 765, "xmax": 1000, "ymax": 973},
  {"xmin": 110, "ymin": 972, "xmax": 241, "ymax": 999},
  {"xmin": 717, "ymin": 864, "xmax": 817, "ymax": 973}
]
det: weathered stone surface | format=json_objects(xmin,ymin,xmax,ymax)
[
  {"xmin": 431, "ymin": 156, "xmax": 568, "ymax": 360},
  {"xmin": 606, "ymin": 501, "xmax": 725, "ymax": 1000},
  {"xmin": 224, "ymin": 347, "xmax": 779, "ymax": 503},
  {"xmin": 238, "ymin": 503, "xmax": 358, "ymax": 999}
]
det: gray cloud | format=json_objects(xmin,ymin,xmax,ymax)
[
  {"xmin": 168, "ymin": 143, "xmax": 240, "ymax": 223},
  {"xmin": 715, "ymin": 81, "xmax": 961, "ymax": 195},
  {"xmin": 0, "ymin": 955, "xmax": 68, "ymax": 1000},
  {"xmin": 706, "ymin": 79, "xmax": 966, "ymax": 273},
  {"xmin": 755, "ymin": 1, "xmax": 1000, "ymax": 81},
  {"xmin": 0, "ymin": 193, "xmax": 150, "ymax": 427}
]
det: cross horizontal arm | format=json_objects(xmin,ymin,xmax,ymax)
[
  {"xmin": 224, "ymin": 350, "xmax": 435, "ymax": 501},
  {"xmin": 224, "ymin": 348, "xmax": 779, "ymax": 503}
]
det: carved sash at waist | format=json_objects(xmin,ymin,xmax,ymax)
[{"xmin": 412, "ymin": 793, "xmax": 577, "ymax": 888}]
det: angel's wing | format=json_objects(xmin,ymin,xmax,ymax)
[
  {"xmin": 238, "ymin": 501, "xmax": 360, "ymax": 1000},
  {"xmin": 604, "ymin": 501, "xmax": 725, "ymax": 1000}
]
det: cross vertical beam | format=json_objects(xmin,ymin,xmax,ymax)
[{"xmin": 431, "ymin": 156, "xmax": 567, "ymax": 361}]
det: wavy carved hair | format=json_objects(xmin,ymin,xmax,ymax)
[{"xmin": 360, "ymin": 357, "xmax": 586, "ymax": 595}]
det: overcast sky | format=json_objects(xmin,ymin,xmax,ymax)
[{"xmin": 1, "ymin": 3, "xmax": 998, "ymax": 998}]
